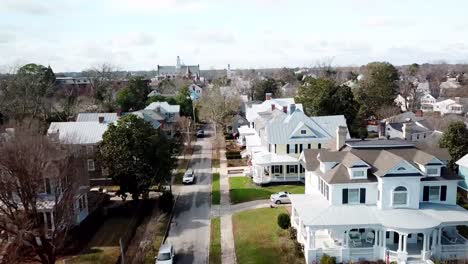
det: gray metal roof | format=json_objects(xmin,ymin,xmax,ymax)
[
  {"xmin": 76, "ymin": 113, "xmax": 119, "ymax": 124},
  {"xmin": 48, "ymin": 122, "xmax": 109, "ymax": 144}
]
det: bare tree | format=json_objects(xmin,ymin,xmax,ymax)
[
  {"xmin": 83, "ymin": 63, "xmax": 119, "ymax": 111},
  {"xmin": 198, "ymin": 86, "xmax": 241, "ymax": 140},
  {"xmin": 376, "ymin": 105, "xmax": 401, "ymax": 120},
  {"xmin": 0, "ymin": 127, "xmax": 82, "ymax": 264}
]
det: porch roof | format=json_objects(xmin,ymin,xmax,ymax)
[
  {"xmin": 252, "ymin": 152, "xmax": 298, "ymax": 165},
  {"xmin": 245, "ymin": 134, "xmax": 261, "ymax": 147},
  {"xmin": 238, "ymin": 125, "xmax": 255, "ymax": 135},
  {"xmin": 291, "ymin": 193, "xmax": 468, "ymax": 231}
]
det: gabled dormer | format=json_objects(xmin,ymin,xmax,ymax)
[
  {"xmin": 289, "ymin": 122, "xmax": 318, "ymax": 139},
  {"xmin": 385, "ymin": 160, "xmax": 422, "ymax": 176},
  {"xmin": 317, "ymin": 153, "xmax": 338, "ymax": 173},
  {"xmin": 415, "ymin": 157, "xmax": 444, "ymax": 177},
  {"xmin": 345, "ymin": 159, "xmax": 370, "ymax": 179}
]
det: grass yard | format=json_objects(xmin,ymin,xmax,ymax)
[
  {"xmin": 144, "ymin": 212, "xmax": 171, "ymax": 264},
  {"xmin": 209, "ymin": 217, "xmax": 222, "ymax": 264},
  {"xmin": 233, "ymin": 207, "xmax": 304, "ymax": 264},
  {"xmin": 229, "ymin": 177, "xmax": 305, "ymax": 204},
  {"xmin": 212, "ymin": 173, "xmax": 221, "ymax": 205},
  {"xmin": 68, "ymin": 216, "xmax": 131, "ymax": 264}
]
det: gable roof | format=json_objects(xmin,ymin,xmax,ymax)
[
  {"xmin": 266, "ymin": 109, "xmax": 332, "ymax": 144},
  {"xmin": 245, "ymin": 97, "xmax": 303, "ymax": 122},
  {"xmin": 311, "ymin": 115, "xmax": 350, "ymax": 138},
  {"xmin": 76, "ymin": 113, "xmax": 119, "ymax": 124},
  {"xmin": 145, "ymin": 101, "xmax": 180, "ymax": 113},
  {"xmin": 125, "ymin": 110, "xmax": 162, "ymax": 129},
  {"xmin": 456, "ymin": 153, "xmax": 468, "ymax": 167},
  {"xmin": 48, "ymin": 122, "xmax": 108, "ymax": 145}
]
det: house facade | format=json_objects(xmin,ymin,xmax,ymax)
[{"xmin": 291, "ymin": 137, "xmax": 468, "ymax": 264}]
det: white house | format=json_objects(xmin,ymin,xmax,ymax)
[
  {"xmin": 421, "ymin": 98, "xmax": 464, "ymax": 115},
  {"xmin": 188, "ymin": 84, "xmax": 203, "ymax": 101},
  {"xmin": 145, "ymin": 101, "xmax": 180, "ymax": 137},
  {"xmin": 291, "ymin": 136, "xmax": 468, "ymax": 264},
  {"xmin": 394, "ymin": 94, "xmax": 412, "ymax": 112},
  {"xmin": 242, "ymin": 102, "xmax": 349, "ymax": 184},
  {"xmin": 245, "ymin": 93, "xmax": 303, "ymax": 129},
  {"xmin": 380, "ymin": 121, "xmax": 434, "ymax": 142}
]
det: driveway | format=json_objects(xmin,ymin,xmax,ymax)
[{"xmin": 166, "ymin": 125, "xmax": 212, "ymax": 264}]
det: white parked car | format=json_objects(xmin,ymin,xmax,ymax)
[
  {"xmin": 182, "ymin": 169, "xmax": 195, "ymax": 184},
  {"xmin": 155, "ymin": 243, "xmax": 174, "ymax": 264},
  {"xmin": 270, "ymin": 191, "xmax": 291, "ymax": 204}
]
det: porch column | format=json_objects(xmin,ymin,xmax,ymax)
[
  {"xmin": 423, "ymin": 233, "xmax": 427, "ymax": 251},
  {"xmin": 283, "ymin": 164, "xmax": 286, "ymax": 181},
  {"xmin": 309, "ymin": 229, "xmax": 315, "ymax": 248},
  {"xmin": 382, "ymin": 231, "xmax": 386, "ymax": 248},
  {"xmin": 431, "ymin": 229, "xmax": 437, "ymax": 250},
  {"xmin": 374, "ymin": 230, "xmax": 379, "ymax": 246},
  {"xmin": 306, "ymin": 227, "xmax": 311, "ymax": 249},
  {"xmin": 398, "ymin": 233, "xmax": 403, "ymax": 251},
  {"xmin": 403, "ymin": 234, "xmax": 408, "ymax": 252}
]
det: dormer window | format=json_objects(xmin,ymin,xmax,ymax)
[
  {"xmin": 300, "ymin": 130, "xmax": 306, "ymax": 135},
  {"xmin": 349, "ymin": 168, "xmax": 367, "ymax": 179},
  {"xmin": 392, "ymin": 186, "xmax": 408, "ymax": 207},
  {"xmin": 426, "ymin": 167, "xmax": 440, "ymax": 176},
  {"xmin": 353, "ymin": 171, "xmax": 365, "ymax": 178}
]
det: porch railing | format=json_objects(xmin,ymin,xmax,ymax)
[{"xmin": 350, "ymin": 247, "xmax": 374, "ymax": 257}]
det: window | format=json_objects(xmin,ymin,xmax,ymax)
[
  {"xmin": 427, "ymin": 168, "xmax": 438, "ymax": 176},
  {"xmin": 287, "ymin": 165, "xmax": 298, "ymax": 174},
  {"xmin": 423, "ymin": 185, "xmax": 446, "ymax": 201},
  {"xmin": 272, "ymin": 165, "xmax": 282, "ymax": 174},
  {"xmin": 301, "ymin": 129, "xmax": 306, "ymax": 135},
  {"xmin": 397, "ymin": 167, "xmax": 405, "ymax": 171},
  {"xmin": 318, "ymin": 143, "xmax": 321, "ymax": 149},
  {"xmin": 308, "ymin": 144, "xmax": 311, "ymax": 149},
  {"xmin": 294, "ymin": 144, "xmax": 298, "ymax": 153},
  {"xmin": 429, "ymin": 186, "xmax": 440, "ymax": 201},
  {"xmin": 45, "ymin": 178, "xmax": 51, "ymax": 194},
  {"xmin": 45, "ymin": 212, "xmax": 52, "ymax": 230},
  {"xmin": 87, "ymin": 159, "xmax": 95, "ymax": 171},
  {"xmin": 393, "ymin": 186, "xmax": 408, "ymax": 206},
  {"xmin": 348, "ymin": 189, "xmax": 360, "ymax": 204},
  {"xmin": 299, "ymin": 144, "xmax": 303, "ymax": 153},
  {"xmin": 78, "ymin": 197, "xmax": 83, "ymax": 211},
  {"xmin": 342, "ymin": 188, "xmax": 366, "ymax": 204},
  {"xmin": 352, "ymin": 170, "xmax": 365, "ymax": 178}
]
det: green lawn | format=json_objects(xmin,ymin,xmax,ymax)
[
  {"xmin": 229, "ymin": 177, "xmax": 305, "ymax": 204},
  {"xmin": 209, "ymin": 217, "xmax": 222, "ymax": 264},
  {"xmin": 212, "ymin": 173, "xmax": 221, "ymax": 205},
  {"xmin": 233, "ymin": 207, "xmax": 304, "ymax": 264}
]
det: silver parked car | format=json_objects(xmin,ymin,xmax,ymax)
[
  {"xmin": 182, "ymin": 169, "xmax": 195, "ymax": 184},
  {"xmin": 270, "ymin": 191, "xmax": 291, "ymax": 204},
  {"xmin": 155, "ymin": 243, "xmax": 175, "ymax": 264}
]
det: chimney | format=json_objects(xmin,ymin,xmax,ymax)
[
  {"xmin": 282, "ymin": 106, "xmax": 288, "ymax": 113},
  {"xmin": 98, "ymin": 116, "xmax": 105, "ymax": 123},
  {"xmin": 290, "ymin": 104, "xmax": 296, "ymax": 114},
  {"xmin": 265, "ymin": 93, "xmax": 272, "ymax": 101},
  {"xmin": 336, "ymin": 126, "xmax": 347, "ymax": 151},
  {"xmin": 378, "ymin": 121, "xmax": 386, "ymax": 138},
  {"xmin": 271, "ymin": 104, "xmax": 275, "ymax": 111},
  {"xmin": 403, "ymin": 122, "xmax": 412, "ymax": 140}
]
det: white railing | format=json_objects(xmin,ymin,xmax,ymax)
[
  {"xmin": 350, "ymin": 247, "xmax": 374, "ymax": 256},
  {"xmin": 441, "ymin": 243, "xmax": 468, "ymax": 252},
  {"xmin": 316, "ymin": 248, "xmax": 342, "ymax": 262}
]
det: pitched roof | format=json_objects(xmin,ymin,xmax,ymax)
[
  {"xmin": 245, "ymin": 97, "xmax": 303, "ymax": 122},
  {"xmin": 125, "ymin": 110, "xmax": 162, "ymax": 129},
  {"xmin": 48, "ymin": 122, "xmax": 108, "ymax": 144},
  {"xmin": 311, "ymin": 115, "xmax": 350, "ymax": 138},
  {"xmin": 76, "ymin": 113, "xmax": 119, "ymax": 124},
  {"xmin": 456, "ymin": 153, "xmax": 468, "ymax": 167},
  {"xmin": 266, "ymin": 109, "xmax": 332, "ymax": 144},
  {"xmin": 145, "ymin": 101, "xmax": 180, "ymax": 113}
]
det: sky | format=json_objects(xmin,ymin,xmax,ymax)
[{"xmin": 1, "ymin": 0, "xmax": 468, "ymax": 72}]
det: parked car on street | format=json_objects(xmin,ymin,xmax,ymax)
[
  {"xmin": 182, "ymin": 169, "xmax": 195, "ymax": 184},
  {"xmin": 196, "ymin": 130, "xmax": 204, "ymax": 138},
  {"xmin": 270, "ymin": 191, "xmax": 291, "ymax": 204},
  {"xmin": 155, "ymin": 243, "xmax": 175, "ymax": 264}
]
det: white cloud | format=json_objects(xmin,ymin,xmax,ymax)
[
  {"xmin": 0, "ymin": 0, "xmax": 54, "ymax": 15},
  {"xmin": 109, "ymin": 0, "xmax": 208, "ymax": 14}
]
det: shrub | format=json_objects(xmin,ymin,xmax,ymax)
[
  {"xmin": 320, "ymin": 254, "xmax": 336, "ymax": 264},
  {"xmin": 159, "ymin": 191, "xmax": 174, "ymax": 212},
  {"xmin": 294, "ymin": 241, "xmax": 303, "ymax": 256},
  {"xmin": 277, "ymin": 213, "xmax": 291, "ymax": 229},
  {"xmin": 289, "ymin": 227, "xmax": 297, "ymax": 240}
]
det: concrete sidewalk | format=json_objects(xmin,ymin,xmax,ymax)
[{"xmin": 219, "ymin": 145, "xmax": 237, "ymax": 264}]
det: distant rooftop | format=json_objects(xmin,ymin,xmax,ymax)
[{"xmin": 345, "ymin": 138, "xmax": 414, "ymax": 149}]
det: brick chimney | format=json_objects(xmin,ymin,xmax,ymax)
[
  {"xmin": 265, "ymin": 93, "xmax": 272, "ymax": 101},
  {"xmin": 271, "ymin": 104, "xmax": 275, "ymax": 111},
  {"xmin": 336, "ymin": 126, "xmax": 347, "ymax": 151},
  {"xmin": 403, "ymin": 122, "xmax": 412, "ymax": 140},
  {"xmin": 98, "ymin": 116, "xmax": 105, "ymax": 123},
  {"xmin": 378, "ymin": 121, "xmax": 386, "ymax": 138},
  {"xmin": 282, "ymin": 106, "xmax": 288, "ymax": 113}
]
